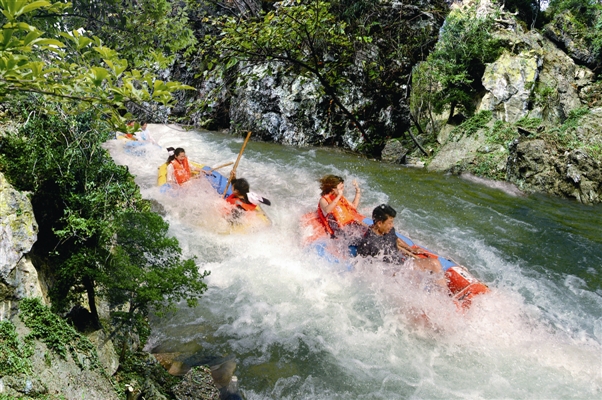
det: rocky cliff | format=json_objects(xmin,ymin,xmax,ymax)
[
  {"xmin": 179, "ymin": 0, "xmax": 601, "ymax": 204},
  {"xmin": 425, "ymin": 0, "xmax": 602, "ymax": 204}
]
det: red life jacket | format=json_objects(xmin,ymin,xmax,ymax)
[
  {"xmin": 226, "ymin": 194, "xmax": 257, "ymax": 212},
  {"xmin": 317, "ymin": 193, "xmax": 365, "ymax": 236},
  {"xmin": 171, "ymin": 157, "xmax": 192, "ymax": 185}
]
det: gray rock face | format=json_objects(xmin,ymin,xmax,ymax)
[
  {"xmin": 230, "ymin": 63, "xmax": 331, "ymax": 146},
  {"xmin": 0, "ymin": 172, "xmax": 43, "ymax": 319},
  {"xmin": 2, "ymin": 316, "xmax": 120, "ymax": 400},
  {"xmin": 507, "ymin": 137, "xmax": 602, "ymax": 204},
  {"xmin": 479, "ymin": 49, "xmax": 542, "ymax": 123},
  {"xmin": 543, "ymin": 11, "xmax": 597, "ymax": 68},
  {"xmin": 477, "ymin": 27, "xmax": 591, "ymax": 126},
  {"xmin": 87, "ymin": 330, "xmax": 120, "ymax": 376},
  {"xmin": 427, "ymin": 122, "xmax": 491, "ymax": 172},
  {"xmin": 0, "ymin": 172, "xmax": 37, "ymax": 279}
]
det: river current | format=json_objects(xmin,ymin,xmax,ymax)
[{"xmin": 106, "ymin": 124, "xmax": 602, "ymax": 399}]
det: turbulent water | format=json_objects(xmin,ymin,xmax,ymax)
[{"xmin": 106, "ymin": 124, "xmax": 602, "ymax": 399}]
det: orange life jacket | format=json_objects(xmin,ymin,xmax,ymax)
[
  {"xmin": 171, "ymin": 157, "xmax": 191, "ymax": 185},
  {"xmin": 317, "ymin": 193, "xmax": 365, "ymax": 236},
  {"xmin": 226, "ymin": 194, "xmax": 257, "ymax": 212}
]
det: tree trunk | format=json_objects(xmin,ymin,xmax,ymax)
[
  {"xmin": 82, "ymin": 275, "xmax": 101, "ymax": 330},
  {"xmin": 408, "ymin": 112, "xmax": 431, "ymax": 156}
]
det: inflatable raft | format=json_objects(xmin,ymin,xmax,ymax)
[
  {"xmin": 301, "ymin": 212, "xmax": 489, "ymax": 310},
  {"xmin": 157, "ymin": 162, "xmax": 271, "ymax": 231}
]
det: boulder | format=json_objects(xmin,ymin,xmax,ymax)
[
  {"xmin": 479, "ymin": 49, "xmax": 542, "ymax": 123},
  {"xmin": 87, "ymin": 330, "xmax": 120, "ymax": 376},
  {"xmin": 172, "ymin": 366, "xmax": 221, "ymax": 400},
  {"xmin": 381, "ymin": 139, "xmax": 408, "ymax": 164},
  {"xmin": 427, "ymin": 121, "xmax": 492, "ymax": 172}
]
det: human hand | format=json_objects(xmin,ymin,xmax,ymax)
[
  {"xmin": 335, "ymin": 182, "xmax": 344, "ymax": 196},
  {"xmin": 353, "ymin": 180, "xmax": 360, "ymax": 193}
]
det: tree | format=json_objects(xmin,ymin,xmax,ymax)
[
  {"xmin": 0, "ymin": 0, "xmax": 193, "ymax": 132},
  {"xmin": 198, "ymin": 0, "xmax": 371, "ymax": 140},
  {"xmin": 63, "ymin": 0, "xmax": 197, "ymax": 65},
  {"xmin": 107, "ymin": 211, "xmax": 209, "ymax": 359},
  {"xmin": 411, "ymin": 9, "xmax": 502, "ymax": 125}
]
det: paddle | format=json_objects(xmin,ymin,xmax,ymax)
[
  {"xmin": 222, "ymin": 131, "xmax": 252, "ymax": 198},
  {"xmin": 202, "ymin": 161, "xmax": 234, "ymax": 175}
]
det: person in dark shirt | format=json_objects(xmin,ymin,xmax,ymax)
[{"xmin": 357, "ymin": 204, "xmax": 446, "ymax": 286}]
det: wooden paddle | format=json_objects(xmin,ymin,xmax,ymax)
[
  {"xmin": 222, "ymin": 131, "xmax": 252, "ymax": 198},
  {"xmin": 203, "ymin": 161, "xmax": 234, "ymax": 174}
]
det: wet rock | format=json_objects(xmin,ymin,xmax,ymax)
[
  {"xmin": 381, "ymin": 139, "xmax": 408, "ymax": 164},
  {"xmin": 172, "ymin": 365, "xmax": 221, "ymax": 400}
]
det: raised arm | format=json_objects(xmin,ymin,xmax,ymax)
[{"xmin": 351, "ymin": 180, "xmax": 361, "ymax": 209}]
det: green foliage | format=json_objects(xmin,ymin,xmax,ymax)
[
  {"xmin": 448, "ymin": 111, "xmax": 493, "ymax": 141},
  {"xmin": 0, "ymin": 320, "xmax": 34, "ymax": 376},
  {"xmin": 467, "ymin": 152, "xmax": 507, "ymax": 180},
  {"xmin": 0, "ymin": 104, "xmax": 209, "ymax": 335},
  {"xmin": 19, "ymin": 298, "xmax": 100, "ymax": 370},
  {"xmin": 487, "ymin": 120, "xmax": 516, "ymax": 146},
  {"xmin": 546, "ymin": 0, "xmax": 602, "ymax": 65},
  {"xmin": 515, "ymin": 116, "xmax": 543, "ymax": 131},
  {"xmin": 0, "ymin": 104, "xmax": 140, "ymax": 317},
  {"xmin": 538, "ymin": 107, "xmax": 591, "ymax": 149},
  {"xmin": 65, "ymin": 0, "xmax": 197, "ymax": 66},
  {"xmin": 114, "ymin": 350, "xmax": 179, "ymax": 398},
  {"xmin": 106, "ymin": 211, "xmax": 209, "ymax": 349},
  {"xmin": 412, "ymin": 9, "xmax": 503, "ymax": 124},
  {"xmin": 0, "ymin": 0, "xmax": 193, "ymax": 133}
]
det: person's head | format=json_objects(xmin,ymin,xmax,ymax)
[
  {"xmin": 140, "ymin": 121, "xmax": 148, "ymax": 130},
  {"xmin": 174, "ymin": 147, "xmax": 186, "ymax": 161},
  {"xmin": 232, "ymin": 178, "xmax": 250, "ymax": 200},
  {"xmin": 166, "ymin": 147, "xmax": 186, "ymax": 164},
  {"xmin": 372, "ymin": 204, "xmax": 397, "ymax": 235},
  {"xmin": 319, "ymin": 175, "xmax": 344, "ymax": 195}
]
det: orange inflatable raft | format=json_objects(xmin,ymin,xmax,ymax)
[{"xmin": 301, "ymin": 212, "xmax": 489, "ymax": 310}]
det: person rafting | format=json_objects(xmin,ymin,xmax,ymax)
[
  {"xmin": 165, "ymin": 147, "xmax": 200, "ymax": 186},
  {"xmin": 226, "ymin": 175, "xmax": 271, "ymax": 209},
  {"xmin": 317, "ymin": 174, "xmax": 367, "ymax": 240},
  {"xmin": 225, "ymin": 174, "xmax": 271, "ymax": 222},
  {"xmin": 357, "ymin": 204, "xmax": 446, "ymax": 287},
  {"xmin": 134, "ymin": 121, "xmax": 157, "ymax": 144}
]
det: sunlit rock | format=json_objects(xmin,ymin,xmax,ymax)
[
  {"xmin": 0, "ymin": 172, "xmax": 43, "ymax": 317},
  {"xmin": 480, "ymin": 50, "xmax": 542, "ymax": 123}
]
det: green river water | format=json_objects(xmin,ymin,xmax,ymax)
[{"xmin": 108, "ymin": 126, "xmax": 602, "ymax": 399}]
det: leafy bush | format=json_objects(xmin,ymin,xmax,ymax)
[
  {"xmin": 19, "ymin": 298, "xmax": 100, "ymax": 370},
  {"xmin": 448, "ymin": 111, "xmax": 493, "ymax": 141},
  {"xmin": 546, "ymin": 0, "xmax": 602, "ymax": 66},
  {"xmin": 0, "ymin": 102, "xmax": 209, "ymax": 336},
  {"xmin": 412, "ymin": 9, "xmax": 503, "ymax": 124},
  {"xmin": 0, "ymin": 320, "xmax": 34, "ymax": 376}
]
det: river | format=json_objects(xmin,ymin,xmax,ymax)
[{"xmin": 106, "ymin": 124, "xmax": 602, "ymax": 399}]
